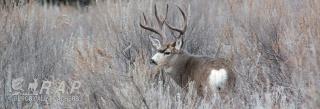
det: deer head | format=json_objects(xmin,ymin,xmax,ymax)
[{"xmin": 140, "ymin": 4, "xmax": 187, "ymax": 67}]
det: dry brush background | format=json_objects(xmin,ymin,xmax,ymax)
[{"xmin": 0, "ymin": 0, "xmax": 319, "ymax": 109}]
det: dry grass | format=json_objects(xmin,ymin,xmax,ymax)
[{"xmin": 0, "ymin": 0, "xmax": 319, "ymax": 109}]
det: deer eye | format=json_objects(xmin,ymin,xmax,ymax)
[{"xmin": 164, "ymin": 52, "xmax": 171, "ymax": 55}]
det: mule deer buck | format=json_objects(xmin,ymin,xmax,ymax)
[{"xmin": 140, "ymin": 4, "xmax": 236, "ymax": 98}]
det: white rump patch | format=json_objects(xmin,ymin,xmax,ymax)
[{"xmin": 209, "ymin": 69, "xmax": 228, "ymax": 89}]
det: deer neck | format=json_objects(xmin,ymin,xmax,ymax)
[{"xmin": 164, "ymin": 51, "xmax": 192, "ymax": 86}]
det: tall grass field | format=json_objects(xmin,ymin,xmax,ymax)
[{"xmin": 0, "ymin": 0, "xmax": 319, "ymax": 108}]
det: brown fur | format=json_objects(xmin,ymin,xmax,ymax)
[
  {"xmin": 158, "ymin": 43, "xmax": 236, "ymax": 98},
  {"xmin": 140, "ymin": 4, "xmax": 236, "ymax": 98}
]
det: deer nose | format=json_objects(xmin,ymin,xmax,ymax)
[{"xmin": 150, "ymin": 59, "xmax": 157, "ymax": 65}]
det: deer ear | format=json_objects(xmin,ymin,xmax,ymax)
[
  {"xmin": 149, "ymin": 36, "xmax": 161, "ymax": 49},
  {"xmin": 174, "ymin": 38, "xmax": 183, "ymax": 50}
]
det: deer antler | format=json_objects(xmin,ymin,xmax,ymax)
[
  {"xmin": 165, "ymin": 5, "xmax": 187, "ymax": 39},
  {"xmin": 140, "ymin": 4, "xmax": 169, "ymax": 41}
]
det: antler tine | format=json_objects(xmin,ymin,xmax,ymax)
[
  {"xmin": 140, "ymin": 12, "xmax": 164, "ymax": 39},
  {"xmin": 166, "ymin": 5, "xmax": 187, "ymax": 38},
  {"xmin": 140, "ymin": 4, "xmax": 169, "ymax": 40},
  {"xmin": 142, "ymin": 13, "xmax": 148, "ymax": 24},
  {"xmin": 154, "ymin": 4, "xmax": 169, "ymax": 28}
]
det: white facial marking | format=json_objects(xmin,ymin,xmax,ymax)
[
  {"xmin": 209, "ymin": 69, "xmax": 228, "ymax": 89},
  {"xmin": 151, "ymin": 53, "xmax": 164, "ymax": 63}
]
